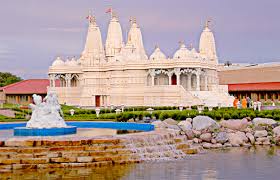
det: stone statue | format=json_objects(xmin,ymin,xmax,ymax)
[{"xmin": 26, "ymin": 91, "xmax": 67, "ymax": 128}]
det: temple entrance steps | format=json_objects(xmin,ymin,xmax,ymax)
[
  {"xmin": 190, "ymin": 91, "xmax": 234, "ymax": 107},
  {"xmin": 144, "ymin": 85, "xmax": 202, "ymax": 107}
]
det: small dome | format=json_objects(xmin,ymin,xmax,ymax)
[
  {"xmin": 150, "ymin": 46, "xmax": 166, "ymax": 60},
  {"xmin": 190, "ymin": 48, "xmax": 199, "ymax": 58},
  {"xmin": 173, "ymin": 43, "xmax": 191, "ymax": 59},
  {"xmin": 65, "ymin": 57, "xmax": 78, "ymax": 66},
  {"xmin": 52, "ymin": 57, "xmax": 64, "ymax": 66}
]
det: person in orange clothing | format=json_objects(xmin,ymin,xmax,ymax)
[
  {"xmin": 241, "ymin": 97, "xmax": 247, "ymax": 109},
  {"xmin": 233, "ymin": 97, "xmax": 239, "ymax": 108}
]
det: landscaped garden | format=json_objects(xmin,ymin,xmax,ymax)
[{"xmin": 1, "ymin": 104, "xmax": 280, "ymax": 122}]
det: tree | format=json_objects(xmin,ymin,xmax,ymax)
[{"xmin": 0, "ymin": 72, "xmax": 22, "ymax": 87}]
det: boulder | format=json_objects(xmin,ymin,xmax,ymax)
[
  {"xmin": 192, "ymin": 130, "xmax": 202, "ymax": 137},
  {"xmin": 252, "ymin": 118, "xmax": 277, "ymax": 126},
  {"xmin": 178, "ymin": 120, "xmax": 192, "ymax": 131},
  {"xmin": 151, "ymin": 121, "xmax": 168, "ymax": 129},
  {"xmin": 236, "ymin": 131, "xmax": 248, "ymax": 143},
  {"xmin": 254, "ymin": 130, "xmax": 268, "ymax": 138},
  {"xmin": 212, "ymin": 143, "xmax": 223, "ymax": 148},
  {"xmin": 246, "ymin": 133, "xmax": 255, "ymax": 144},
  {"xmin": 256, "ymin": 137, "xmax": 270, "ymax": 144},
  {"xmin": 127, "ymin": 118, "xmax": 135, "ymax": 122},
  {"xmin": 215, "ymin": 132, "xmax": 229, "ymax": 144},
  {"xmin": 273, "ymin": 126, "xmax": 280, "ymax": 137},
  {"xmin": 220, "ymin": 118, "xmax": 248, "ymax": 131},
  {"xmin": 202, "ymin": 143, "xmax": 213, "ymax": 149},
  {"xmin": 211, "ymin": 139, "xmax": 217, "ymax": 144},
  {"xmin": 186, "ymin": 118, "xmax": 193, "ymax": 123},
  {"xmin": 228, "ymin": 133, "xmax": 243, "ymax": 146},
  {"xmin": 193, "ymin": 138, "xmax": 200, "ymax": 144},
  {"xmin": 163, "ymin": 118, "xmax": 178, "ymax": 125},
  {"xmin": 185, "ymin": 130, "xmax": 194, "ymax": 140},
  {"xmin": 166, "ymin": 124, "xmax": 181, "ymax": 130},
  {"xmin": 192, "ymin": 116, "xmax": 219, "ymax": 131},
  {"xmin": 200, "ymin": 133, "xmax": 212, "ymax": 142}
]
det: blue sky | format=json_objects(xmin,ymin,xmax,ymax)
[{"xmin": 0, "ymin": 0, "xmax": 279, "ymax": 78}]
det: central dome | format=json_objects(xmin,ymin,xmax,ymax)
[{"xmin": 173, "ymin": 44, "xmax": 191, "ymax": 59}]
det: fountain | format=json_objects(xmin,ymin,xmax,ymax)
[{"xmin": 13, "ymin": 91, "xmax": 77, "ymax": 136}]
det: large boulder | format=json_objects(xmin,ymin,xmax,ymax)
[
  {"xmin": 254, "ymin": 130, "xmax": 268, "ymax": 138},
  {"xmin": 273, "ymin": 126, "xmax": 280, "ymax": 137},
  {"xmin": 163, "ymin": 118, "xmax": 178, "ymax": 125},
  {"xmin": 178, "ymin": 120, "xmax": 192, "ymax": 131},
  {"xmin": 236, "ymin": 131, "xmax": 248, "ymax": 143},
  {"xmin": 215, "ymin": 132, "xmax": 229, "ymax": 144},
  {"xmin": 228, "ymin": 132, "xmax": 247, "ymax": 146},
  {"xmin": 200, "ymin": 133, "xmax": 212, "ymax": 142},
  {"xmin": 220, "ymin": 118, "xmax": 248, "ymax": 131},
  {"xmin": 192, "ymin": 116, "xmax": 219, "ymax": 131},
  {"xmin": 246, "ymin": 132, "xmax": 255, "ymax": 144},
  {"xmin": 151, "ymin": 121, "xmax": 168, "ymax": 128},
  {"xmin": 252, "ymin": 118, "xmax": 277, "ymax": 126}
]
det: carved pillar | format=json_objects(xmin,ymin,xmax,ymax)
[
  {"xmin": 187, "ymin": 74, "xmax": 192, "ymax": 91},
  {"xmin": 65, "ymin": 74, "xmax": 72, "ymax": 87},
  {"xmin": 49, "ymin": 74, "xmax": 56, "ymax": 87},
  {"xmin": 204, "ymin": 75, "xmax": 208, "ymax": 91},
  {"xmin": 168, "ymin": 74, "xmax": 172, "ymax": 85},
  {"xmin": 149, "ymin": 69, "xmax": 155, "ymax": 86},
  {"xmin": 174, "ymin": 68, "xmax": 181, "ymax": 85}
]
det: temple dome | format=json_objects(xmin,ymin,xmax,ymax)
[
  {"xmin": 52, "ymin": 57, "xmax": 64, "ymax": 67},
  {"xmin": 105, "ymin": 15, "xmax": 123, "ymax": 57},
  {"xmin": 66, "ymin": 57, "xmax": 78, "ymax": 66},
  {"xmin": 173, "ymin": 43, "xmax": 191, "ymax": 59},
  {"xmin": 150, "ymin": 46, "xmax": 166, "ymax": 60},
  {"xmin": 82, "ymin": 15, "xmax": 104, "ymax": 60},
  {"xmin": 126, "ymin": 18, "xmax": 148, "ymax": 60},
  {"xmin": 199, "ymin": 22, "xmax": 217, "ymax": 62},
  {"xmin": 190, "ymin": 48, "xmax": 199, "ymax": 58}
]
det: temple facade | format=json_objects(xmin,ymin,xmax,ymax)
[{"xmin": 48, "ymin": 12, "xmax": 234, "ymax": 108}]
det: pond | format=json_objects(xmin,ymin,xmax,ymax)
[{"xmin": 1, "ymin": 147, "xmax": 279, "ymax": 180}]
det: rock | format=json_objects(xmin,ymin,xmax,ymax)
[
  {"xmin": 224, "ymin": 143, "xmax": 232, "ymax": 147},
  {"xmin": 273, "ymin": 126, "xmax": 280, "ymax": 137},
  {"xmin": 256, "ymin": 137, "xmax": 270, "ymax": 143},
  {"xmin": 151, "ymin": 121, "xmax": 168, "ymax": 129},
  {"xmin": 127, "ymin": 118, "xmax": 135, "ymax": 122},
  {"xmin": 192, "ymin": 130, "xmax": 202, "ymax": 137},
  {"xmin": 163, "ymin": 118, "xmax": 178, "ymax": 125},
  {"xmin": 243, "ymin": 143, "xmax": 252, "ymax": 148},
  {"xmin": 252, "ymin": 118, "xmax": 277, "ymax": 126},
  {"xmin": 186, "ymin": 118, "xmax": 192, "ymax": 123},
  {"xmin": 202, "ymin": 143, "xmax": 213, "ymax": 149},
  {"xmin": 228, "ymin": 133, "xmax": 243, "ymax": 146},
  {"xmin": 220, "ymin": 118, "xmax": 248, "ymax": 131},
  {"xmin": 200, "ymin": 133, "xmax": 212, "ymax": 142},
  {"xmin": 211, "ymin": 139, "xmax": 217, "ymax": 144},
  {"xmin": 166, "ymin": 124, "xmax": 181, "ymax": 130},
  {"xmin": 185, "ymin": 130, "xmax": 194, "ymax": 140},
  {"xmin": 236, "ymin": 131, "xmax": 248, "ymax": 143},
  {"xmin": 178, "ymin": 120, "xmax": 192, "ymax": 131},
  {"xmin": 212, "ymin": 143, "xmax": 223, "ymax": 148},
  {"xmin": 192, "ymin": 116, "xmax": 219, "ymax": 131},
  {"xmin": 215, "ymin": 132, "xmax": 229, "ymax": 144},
  {"xmin": 246, "ymin": 133, "xmax": 255, "ymax": 144},
  {"xmin": 254, "ymin": 130, "xmax": 268, "ymax": 138},
  {"xmin": 193, "ymin": 138, "xmax": 200, "ymax": 144}
]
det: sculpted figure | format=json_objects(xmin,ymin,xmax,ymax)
[{"xmin": 26, "ymin": 91, "xmax": 67, "ymax": 128}]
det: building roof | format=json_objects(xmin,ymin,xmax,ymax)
[
  {"xmin": 228, "ymin": 82, "xmax": 280, "ymax": 92},
  {"xmin": 218, "ymin": 63, "xmax": 280, "ymax": 84},
  {"xmin": 0, "ymin": 79, "xmax": 59, "ymax": 94}
]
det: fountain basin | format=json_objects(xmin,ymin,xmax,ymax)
[{"xmin": 14, "ymin": 126, "xmax": 77, "ymax": 136}]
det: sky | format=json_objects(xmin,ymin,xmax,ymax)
[{"xmin": 0, "ymin": 0, "xmax": 279, "ymax": 79}]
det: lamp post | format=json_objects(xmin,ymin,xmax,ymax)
[
  {"xmin": 197, "ymin": 104, "xmax": 204, "ymax": 114},
  {"xmin": 146, "ymin": 108, "xmax": 154, "ymax": 115},
  {"xmin": 179, "ymin": 104, "xmax": 183, "ymax": 111},
  {"xmin": 115, "ymin": 109, "xmax": 121, "ymax": 114},
  {"xmin": 121, "ymin": 104, "xmax": 125, "ymax": 112},
  {"xmin": 95, "ymin": 108, "xmax": 100, "ymax": 118}
]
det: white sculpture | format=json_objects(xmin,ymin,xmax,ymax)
[{"xmin": 26, "ymin": 91, "xmax": 67, "ymax": 128}]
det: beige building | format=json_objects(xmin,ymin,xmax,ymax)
[
  {"xmin": 218, "ymin": 63, "xmax": 280, "ymax": 102},
  {"xmin": 48, "ymin": 12, "xmax": 233, "ymax": 108}
]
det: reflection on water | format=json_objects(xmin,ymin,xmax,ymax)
[{"xmin": 1, "ymin": 147, "xmax": 279, "ymax": 180}]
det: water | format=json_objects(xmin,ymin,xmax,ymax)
[{"xmin": 2, "ymin": 147, "xmax": 279, "ymax": 180}]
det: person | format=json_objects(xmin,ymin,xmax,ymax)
[
  {"xmin": 246, "ymin": 96, "xmax": 251, "ymax": 108},
  {"xmin": 233, "ymin": 97, "xmax": 239, "ymax": 108},
  {"xmin": 241, "ymin": 97, "xmax": 247, "ymax": 109}
]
